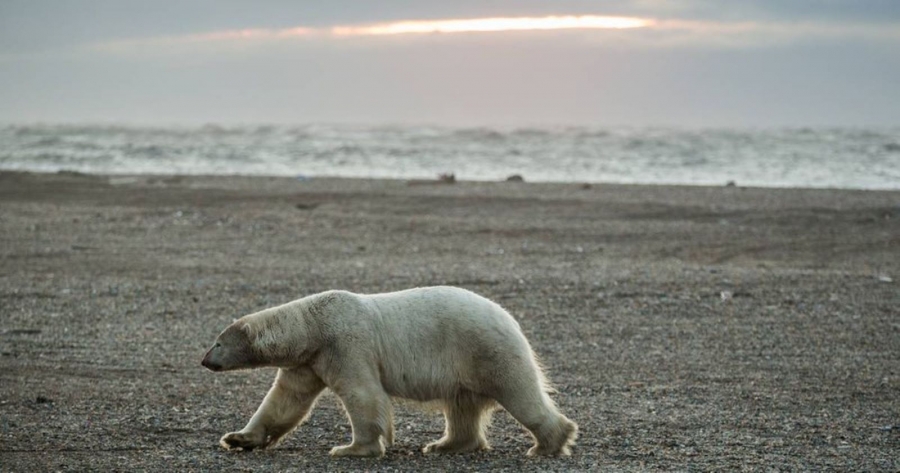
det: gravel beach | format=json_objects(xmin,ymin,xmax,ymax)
[{"xmin": 1, "ymin": 171, "xmax": 898, "ymax": 471}]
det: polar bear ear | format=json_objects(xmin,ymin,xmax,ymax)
[{"xmin": 236, "ymin": 319, "xmax": 259, "ymax": 340}]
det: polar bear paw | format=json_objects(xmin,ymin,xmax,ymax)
[
  {"xmin": 329, "ymin": 442, "xmax": 385, "ymax": 458},
  {"xmin": 220, "ymin": 431, "xmax": 268, "ymax": 451},
  {"xmin": 423, "ymin": 438, "xmax": 490, "ymax": 454}
]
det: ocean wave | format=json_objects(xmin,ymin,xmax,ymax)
[{"xmin": 1, "ymin": 124, "xmax": 898, "ymax": 189}]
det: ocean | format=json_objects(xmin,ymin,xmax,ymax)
[{"xmin": 2, "ymin": 124, "xmax": 898, "ymax": 189}]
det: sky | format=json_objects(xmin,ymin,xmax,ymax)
[{"xmin": 1, "ymin": 1, "xmax": 898, "ymax": 127}]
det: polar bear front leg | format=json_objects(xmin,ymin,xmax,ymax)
[
  {"xmin": 221, "ymin": 367, "xmax": 326, "ymax": 451},
  {"xmin": 329, "ymin": 382, "xmax": 393, "ymax": 458}
]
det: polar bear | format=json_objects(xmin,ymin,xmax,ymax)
[{"xmin": 201, "ymin": 286, "xmax": 577, "ymax": 457}]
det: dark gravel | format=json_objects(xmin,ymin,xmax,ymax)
[{"xmin": 1, "ymin": 171, "xmax": 898, "ymax": 471}]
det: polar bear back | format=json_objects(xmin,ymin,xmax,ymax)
[{"xmin": 348, "ymin": 286, "xmax": 540, "ymax": 402}]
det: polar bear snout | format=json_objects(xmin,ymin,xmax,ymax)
[{"xmin": 201, "ymin": 346, "xmax": 223, "ymax": 371}]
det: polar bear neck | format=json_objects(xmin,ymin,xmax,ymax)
[{"xmin": 240, "ymin": 299, "xmax": 322, "ymax": 367}]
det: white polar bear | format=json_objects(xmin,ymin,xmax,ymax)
[{"xmin": 201, "ymin": 286, "xmax": 577, "ymax": 457}]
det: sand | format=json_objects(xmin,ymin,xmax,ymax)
[{"xmin": 1, "ymin": 170, "xmax": 898, "ymax": 471}]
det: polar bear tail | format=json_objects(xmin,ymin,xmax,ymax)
[{"xmin": 533, "ymin": 354, "xmax": 558, "ymax": 395}]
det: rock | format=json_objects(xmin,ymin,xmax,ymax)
[
  {"xmin": 3, "ymin": 329, "xmax": 41, "ymax": 335},
  {"xmin": 438, "ymin": 173, "xmax": 456, "ymax": 183},
  {"xmin": 407, "ymin": 173, "xmax": 456, "ymax": 186}
]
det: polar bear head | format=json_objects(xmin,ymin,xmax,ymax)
[{"xmin": 201, "ymin": 322, "xmax": 261, "ymax": 371}]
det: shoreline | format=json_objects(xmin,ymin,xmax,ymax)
[
  {"xmin": 1, "ymin": 170, "xmax": 898, "ymax": 471},
  {"xmin": 6, "ymin": 168, "xmax": 900, "ymax": 192}
]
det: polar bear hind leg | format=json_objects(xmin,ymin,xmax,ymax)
[
  {"xmin": 423, "ymin": 390, "xmax": 496, "ymax": 454},
  {"xmin": 491, "ymin": 372, "xmax": 578, "ymax": 456}
]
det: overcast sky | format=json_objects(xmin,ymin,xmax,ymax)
[{"xmin": 1, "ymin": 1, "xmax": 898, "ymax": 127}]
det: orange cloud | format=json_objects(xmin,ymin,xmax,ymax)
[
  {"xmin": 91, "ymin": 15, "xmax": 653, "ymax": 51},
  {"xmin": 331, "ymin": 15, "xmax": 653, "ymax": 36}
]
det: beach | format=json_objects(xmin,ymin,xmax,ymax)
[{"xmin": 1, "ymin": 170, "xmax": 898, "ymax": 471}]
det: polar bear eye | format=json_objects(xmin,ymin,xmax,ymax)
[{"xmin": 214, "ymin": 342, "xmax": 222, "ymax": 348}]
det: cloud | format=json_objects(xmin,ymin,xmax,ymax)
[
  {"xmin": 87, "ymin": 15, "xmax": 653, "ymax": 53},
  {"xmin": 642, "ymin": 19, "xmax": 900, "ymax": 48},
  {"xmin": 3, "ymin": 1, "xmax": 899, "ymax": 56},
  {"xmin": 77, "ymin": 14, "xmax": 900, "ymax": 56},
  {"xmin": 330, "ymin": 15, "xmax": 651, "ymax": 36},
  {"xmin": 89, "ymin": 26, "xmax": 317, "ymax": 53}
]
